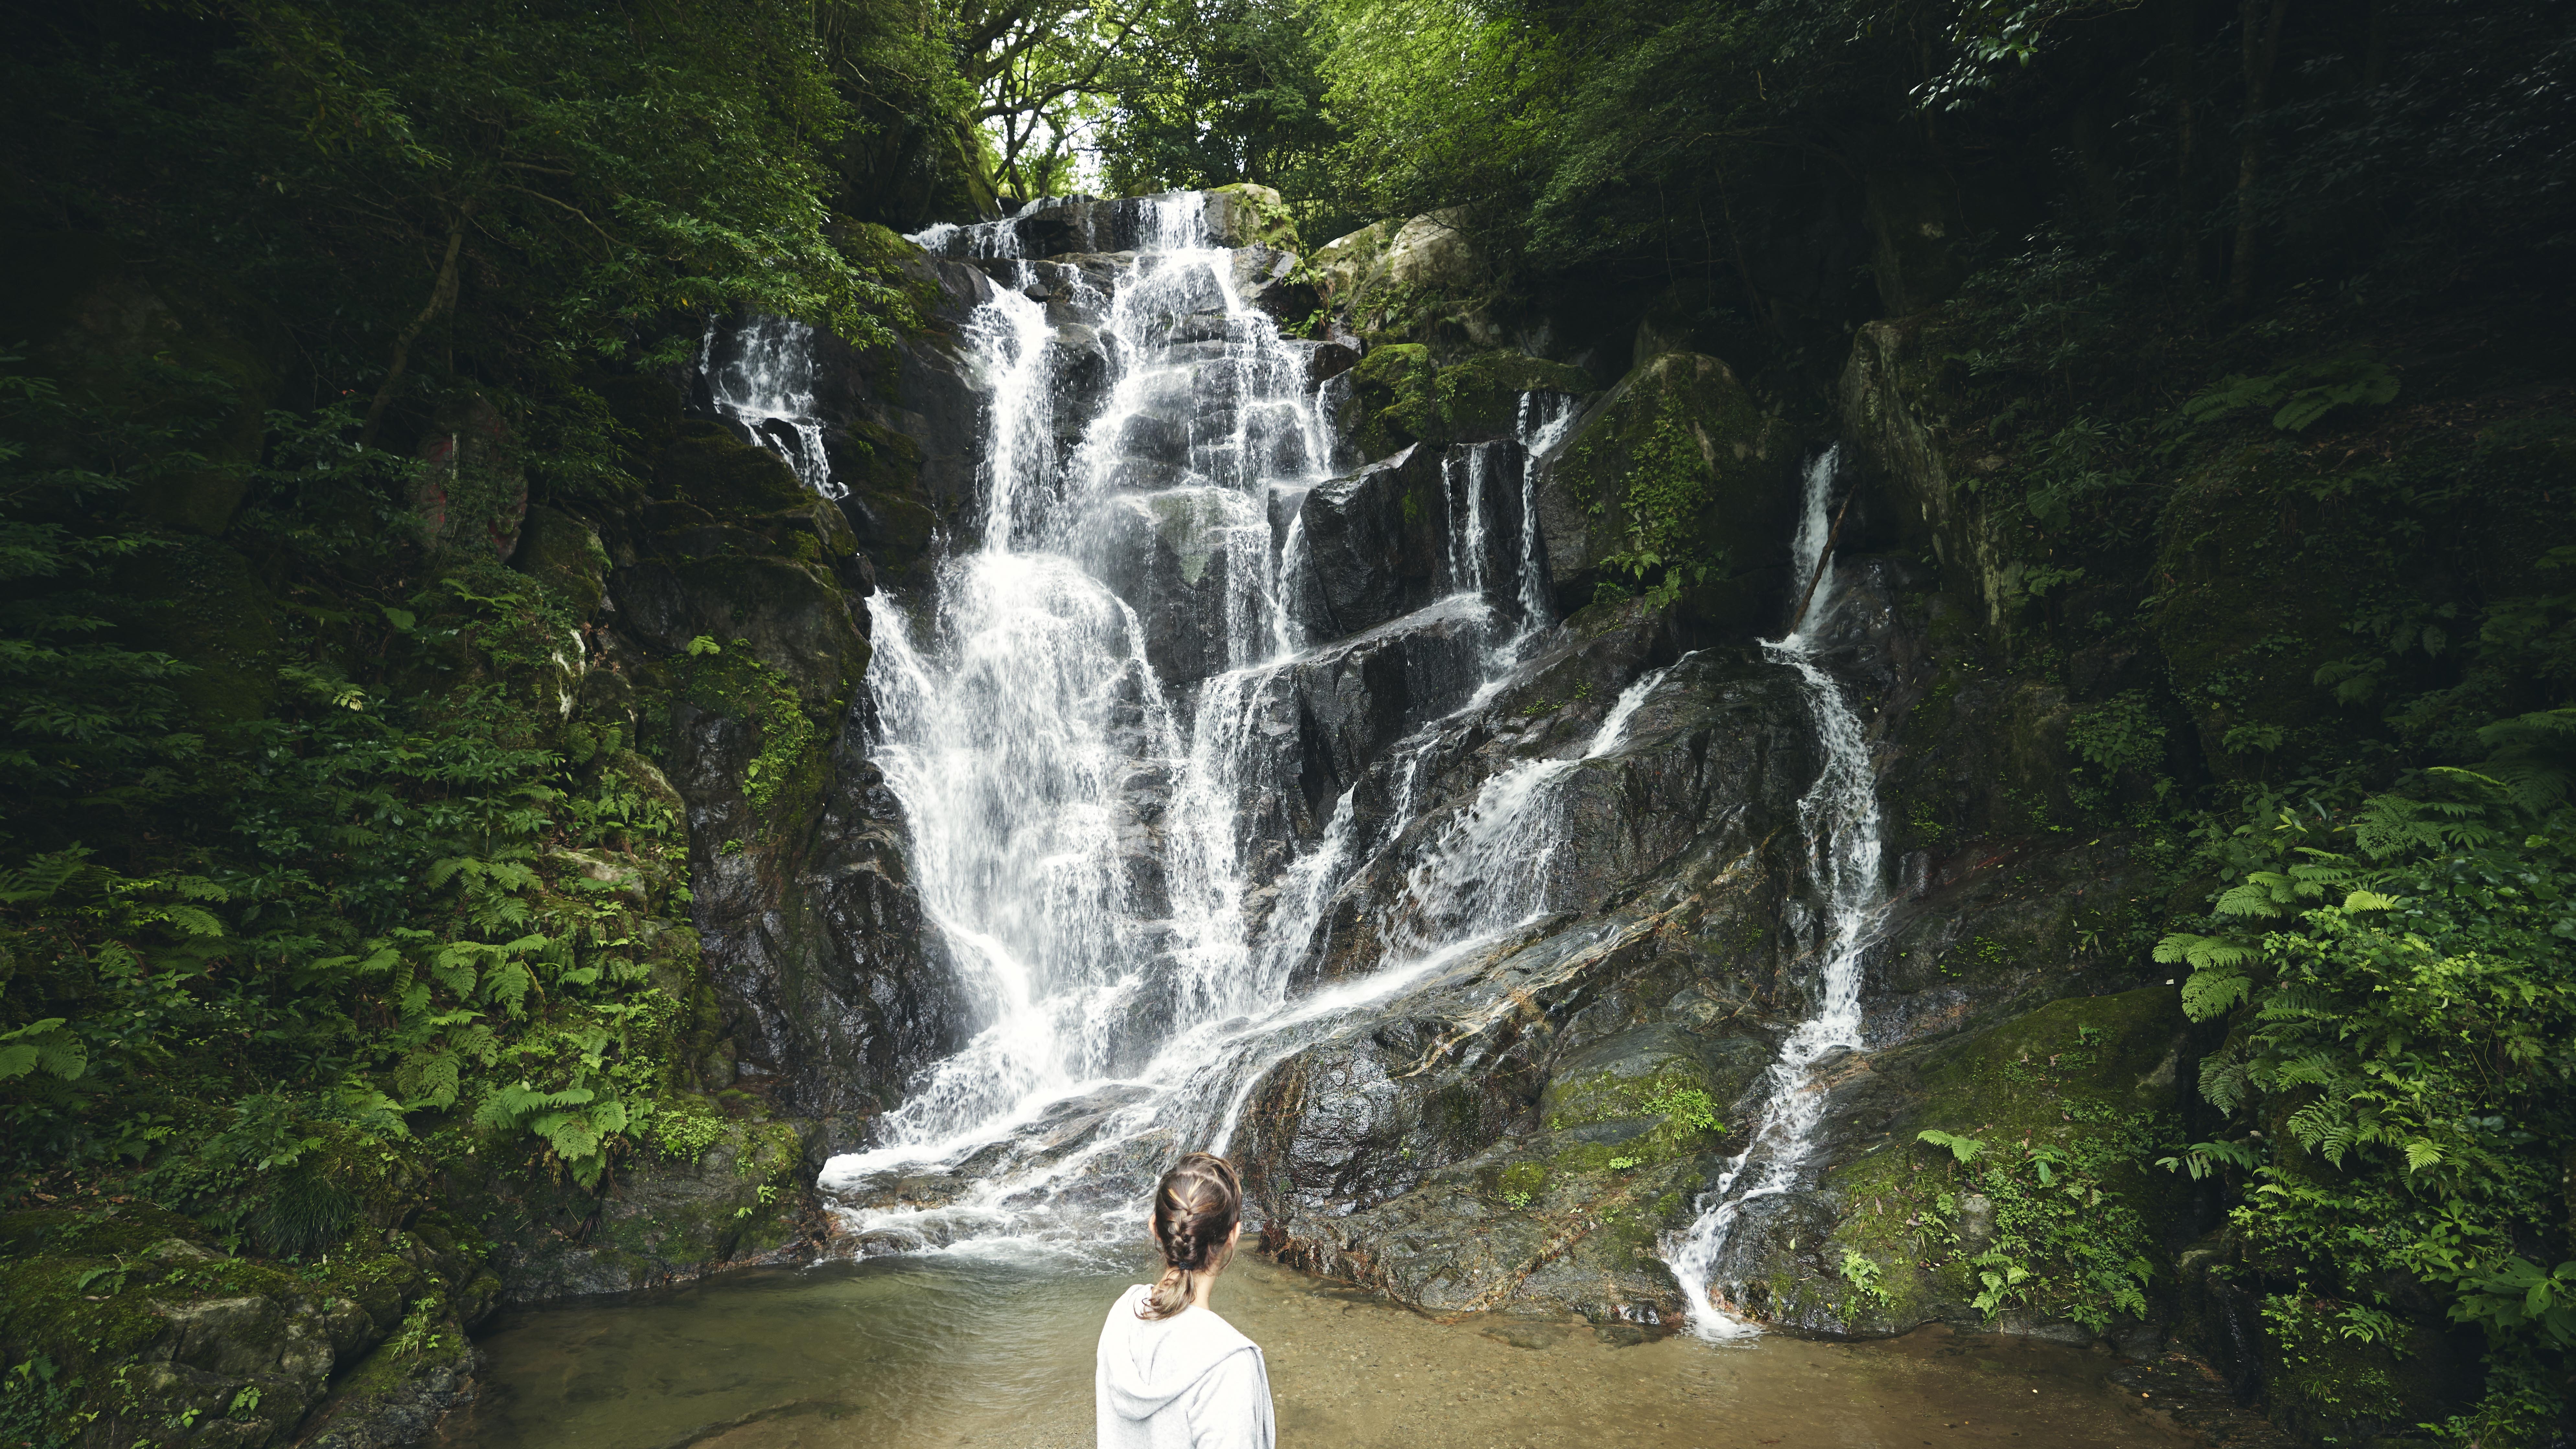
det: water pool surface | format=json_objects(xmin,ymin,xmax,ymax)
[{"xmin": 443, "ymin": 1253, "xmax": 2185, "ymax": 1449}]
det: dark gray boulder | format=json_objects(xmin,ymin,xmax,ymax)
[{"xmin": 1294, "ymin": 446, "xmax": 1449, "ymax": 636}]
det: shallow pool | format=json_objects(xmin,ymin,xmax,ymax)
[{"xmin": 443, "ymin": 1252, "xmax": 2183, "ymax": 1449}]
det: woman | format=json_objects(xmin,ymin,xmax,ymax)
[{"xmin": 1095, "ymin": 1153, "xmax": 1276, "ymax": 1449}]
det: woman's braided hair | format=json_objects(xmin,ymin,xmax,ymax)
[{"xmin": 1138, "ymin": 1152, "xmax": 1242, "ymax": 1320}]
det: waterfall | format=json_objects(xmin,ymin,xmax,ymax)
[
  {"xmin": 1663, "ymin": 445, "xmax": 1888, "ymax": 1340},
  {"xmin": 701, "ymin": 313, "xmax": 842, "ymax": 498},
  {"xmin": 1373, "ymin": 667, "xmax": 1668, "ymax": 968},
  {"xmin": 1510, "ymin": 390, "xmax": 1579, "ymax": 638},
  {"xmin": 813, "ymin": 194, "xmax": 1612, "ymax": 1255}
]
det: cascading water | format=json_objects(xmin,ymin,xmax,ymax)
[
  {"xmin": 1663, "ymin": 445, "xmax": 1889, "ymax": 1340},
  {"xmin": 701, "ymin": 313, "xmax": 842, "ymax": 498},
  {"xmin": 813, "ymin": 194, "xmax": 1602, "ymax": 1254}
]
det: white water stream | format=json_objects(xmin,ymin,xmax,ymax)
[
  {"xmin": 1662, "ymin": 446, "xmax": 1891, "ymax": 1340},
  {"xmin": 701, "ymin": 313, "xmax": 843, "ymax": 498},
  {"xmin": 814, "ymin": 195, "xmax": 1604, "ymax": 1254},
  {"xmin": 708, "ymin": 198, "xmax": 1899, "ymax": 1346}
]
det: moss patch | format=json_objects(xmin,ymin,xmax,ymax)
[
  {"xmin": 1825, "ymin": 987, "xmax": 2195, "ymax": 1335},
  {"xmin": 1337, "ymin": 346, "xmax": 1596, "ymax": 460},
  {"xmin": 1545, "ymin": 351, "xmax": 1798, "ymax": 611}
]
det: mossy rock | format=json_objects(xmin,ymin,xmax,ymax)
[
  {"xmin": 656, "ymin": 419, "xmax": 814, "ymax": 514},
  {"xmin": 1308, "ymin": 220, "xmax": 1393, "ymax": 322},
  {"xmin": 477, "ymin": 1112, "xmax": 811, "ymax": 1303},
  {"xmin": 1910, "ymin": 986, "xmax": 2193, "ymax": 1137},
  {"xmin": 1532, "ymin": 351, "xmax": 1801, "ymax": 622},
  {"xmin": 1336, "ymin": 343, "xmax": 1435, "ymax": 460},
  {"xmin": 1209, "ymin": 183, "xmax": 1302, "ymax": 254},
  {"xmin": 511, "ymin": 504, "xmax": 611, "ymax": 618},
  {"xmin": 1536, "ymin": 1025, "xmax": 1730, "ymax": 1171},
  {"xmin": 1309, "ymin": 211, "xmax": 1500, "ymax": 349},
  {"xmin": 1335, "ymin": 346, "xmax": 1594, "ymax": 460},
  {"xmin": 1802, "ymin": 986, "xmax": 2200, "ymax": 1339},
  {"xmin": 0, "ymin": 1206, "xmax": 495, "ymax": 1447},
  {"xmin": 295, "ymin": 1314, "xmax": 477, "ymax": 1449},
  {"xmin": 826, "ymin": 418, "xmax": 938, "ymax": 582},
  {"xmin": 614, "ymin": 551, "xmax": 868, "ymax": 711},
  {"xmin": 1433, "ymin": 351, "xmax": 1593, "ymax": 438},
  {"xmin": 832, "ymin": 217, "xmax": 945, "ymax": 320}
]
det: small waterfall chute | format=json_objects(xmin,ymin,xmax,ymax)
[
  {"xmin": 1662, "ymin": 444, "xmax": 1892, "ymax": 1340},
  {"xmin": 700, "ymin": 312, "xmax": 843, "ymax": 498}
]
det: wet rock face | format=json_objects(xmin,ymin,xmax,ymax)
[
  {"xmin": 1236, "ymin": 645, "xmax": 1822, "ymax": 1322},
  {"xmin": 685, "ymin": 734, "xmax": 967, "ymax": 1138},
  {"xmin": 1080, "ymin": 488, "xmax": 1274, "ymax": 686},
  {"xmin": 1226, "ymin": 550, "xmax": 2211, "ymax": 1337},
  {"xmin": 801, "ymin": 248, "xmax": 997, "ymax": 571},
  {"xmin": 1302, "ymin": 647, "xmax": 1814, "ymax": 988},
  {"xmin": 1296, "ymin": 445, "xmax": 1452, "ymax": 635},
  {"xmin": 588, "ymin": 380, "xmax": 959, "ymax": 1149}
]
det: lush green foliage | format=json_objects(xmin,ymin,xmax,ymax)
[
  {"xmin": 0, "ymin": 0, "xmax": 919, "ymax": 1262},
  {"xmin": 0, "ymin": 389, "xmax": 699, "ymax": 1209},
  {"xmin": 1092, "ymin": 0, "xmax": 1342, "ymax": 222},
  {"xmin": 1913, "ymin": 1107, "xmax": 2164, "ymax": 1330},
  {"xmin": 2159, "ymin": 766, "xmax": 2576, "ymax": 1441}
]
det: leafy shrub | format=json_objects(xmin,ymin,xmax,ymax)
[{"xmin": 2158, "ymin": 771, "xmax": 2575, "ymax": 1440}]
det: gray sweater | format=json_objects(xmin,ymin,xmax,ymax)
[{"xmin": 1094, "ymin": 1284, "xmax": 1277, "ymax": 1449}]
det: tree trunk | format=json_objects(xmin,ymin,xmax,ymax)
[
  {"xmin": 2171, "ymin": 0, "xmax": 2199, "ymax": 276},
  {"xmin": 2225, "ymin": 0, "xmax": 2292, "ymax": 311},
  {"xmin": 360, "ymin": 204, "xmax": 474, "ymax": 449}
]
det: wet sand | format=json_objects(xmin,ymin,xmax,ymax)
[{"xmin": 443, "ymin": 1253, "xmax": 2184, "ymax": 1449}]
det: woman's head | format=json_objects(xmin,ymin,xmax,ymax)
[{"xmin": 1138, "ymin": 1152, "xmax": 1242, "ymax": 1320}]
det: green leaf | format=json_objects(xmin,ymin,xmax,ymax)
[
  {"xmin": 2179, "ymin": 967, "xmax": 2254, "ymax": 1021},
  {"xmin": 0, "ymin": 1019, "xmax": 86, "ymax": 1081}
]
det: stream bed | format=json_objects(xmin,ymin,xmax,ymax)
[{"xmin": 443, "ymin": 1254, "xmax": 2184, "ymax": 1449}]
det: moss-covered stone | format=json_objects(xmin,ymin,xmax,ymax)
[
  {"xmin": 0, "ymin": 1205, "xmax": 498, "ymax": 1449},
  {"xmin": 1308, "ymin": 211, "xmax": 1506, "ymax": 350},
  {"xmin": 474, "ymin": 1110, "xmax": 810, "ymax": 1304},
  {"xmin": 510, "ymin": 504, "xmax": 611, "ymax": 619},
  {"xmin": 1536, "ymin": 1025, "xmax": 1728, "ymax": 1171},
  {"xmin": 1837, "ymin": 318, "xmax": 2019, "ymax": 634},
  {"xmin": 1209, "ymin": 183, "xmax": 1302, "ymax": 254},
  {"xmin": 658, "ymin": 419, "xmax": 813, "ymax": 515},
  {"xmin": 1335, "ymin": 346, "xmax": 1595, "ymax": 462},
  {"xmin": 1434, "ymin": 351, "xmax": 1594, "ymax": 437},
  {"xmin": 1532, "ymin": 351, "xmax": 1800, "ymax": 621},
  {"xmin": 1336, "ymin": 343, "xmax": 1435, "ymax": 460},
  {"xmin": 1805, "ymin": 987, "xmax": 2198, "ymax": 1338}
]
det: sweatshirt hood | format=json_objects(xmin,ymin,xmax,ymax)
[{"xmin": 1097, "ymin": 1284, "xmax": 1259, "ymax": 1421}]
